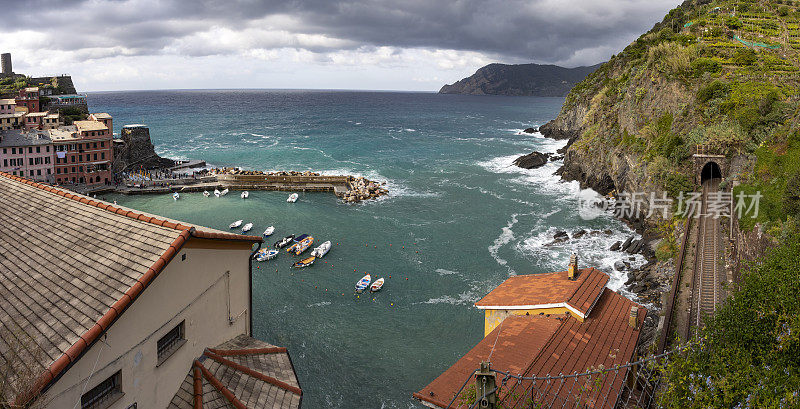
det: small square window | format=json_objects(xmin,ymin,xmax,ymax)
[
  {"xmin": 81, "ymin": 370, "xmax": 122, "ymax": 409},
  {"xmin": 156, "ymin": 321, "xmax": 186, "ymax": 366}
]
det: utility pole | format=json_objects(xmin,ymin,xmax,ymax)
[{"xmin": 475, "ymin": 362, "xmax": 498, "ymax": 409}]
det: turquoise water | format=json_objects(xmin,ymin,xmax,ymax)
[{"xmin": 90, "ymin": 90, "xmax": 644, "ymax": 408}]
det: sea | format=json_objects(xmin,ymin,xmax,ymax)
[{"xmin": 89, "ymin": 90, "xmax": 645, "ymax": 408}]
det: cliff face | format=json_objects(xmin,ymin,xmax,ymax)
[
  {"xmin": 439, "ymin": 63, "xmax": 600, "ymax": 97},
  {"xmin": 113, "ymin": 126, "xmax": 175, "ymax": 172}
]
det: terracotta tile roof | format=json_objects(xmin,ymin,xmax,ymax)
[
  {"xmin": 415, "ymin": 288, "xmax": 646, "ymax": 409},
  {"xmin": 168, "ymin": 335, "xmax": 302, "ymax": 409},
  {"xmin": 413, "ymin": 315, "xmax": 562, "ymax": 408},
  {"xmin": 474, "ymin": 268, "xmax": 609, "ymax": 318},
  {"xmin": 0, "ymin": 172, "xmax": 262, "ymax": 406}
]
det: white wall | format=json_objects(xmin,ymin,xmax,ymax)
[{"xmin": 41, "ymin": 240, "xmax": 254, "ymax": 409}]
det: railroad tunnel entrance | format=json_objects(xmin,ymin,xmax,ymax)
[{"xmin": 700, "ymin": 161, "xmax": 722, "ymax": 184}]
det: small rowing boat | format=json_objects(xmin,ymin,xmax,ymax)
[
  {"xmin": 355, "ymin": 274, "xmax": 371, "ymax": 293},
  {"xmin": 263, "ymin": 226, "xmax": 275, "ymax": 236},
  {"xmin": 214, "ymin": 188, "xmax": 221, "ymax": 198},
  {"xmin": 203, "ymin": 190, "xmax": 210, "ymax": 197},
  {"xmin": 172, "ymin": 192, "xmax": 180, "ymax": 200},
  {"xmin": 370, "ymin": 278, "xmax": 385, "ymax": 292},
  {"xmin": 242, "ymin": 223, "xmax": 253, "ymax": 233},
  {"xmin": 229, "ymin": 220, "xmax": 243, "ymax": 229},
  {"xmin": 220, "ymin": 188, "xmax": 229, "ymax": 196},
  {"xmin": 241, "ymin": 191, "xmax": 249, "ymax": 199},
  {"xmin": 274, "ymin": 235, "xmax": 295, "ymax": 248},
  {"xmin": 292, "ymin": 256, "xmax": 316, "ymax": 268},
  {"xmin": 311, "ymin": 241, "xmax": 331, "ymax": 258},
  {"xmin": 287, "ymin": 193, "xmax": 299, "ymax": 203},
  {"xmin": 255, "ymin": 248, "xmax": 279, "ymax": 262}
]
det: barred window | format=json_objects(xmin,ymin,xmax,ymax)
[
  {"xmin": 157, "ymin": 321, "xmax": 186, "ymax": 365},
  {"xmin": 81, "ymin": 370, "xmax": 122, "ymax": 409}
]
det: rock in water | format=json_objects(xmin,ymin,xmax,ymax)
[
  {"xmin": 513, "ymin": 151, "xmax": 549, "ymax": 169},
  {"xmin": 523, "ymin": 127, "xmax": 538, "ymax": 134},
  {"xmin": 610, "ymin": 241, "xmax": 622, "ymax": 251},
  {"xmin": 614, "ymin": 260, "xmax": 627, "ymax": 271}
]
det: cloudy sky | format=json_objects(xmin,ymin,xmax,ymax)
[{"xmin": 0, "ymin": 0, "xmax": 679, "ymax": 91}]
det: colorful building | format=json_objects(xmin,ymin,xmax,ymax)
[
  {"xmin": 414, "ymin": 257, "xmax": 646, "ymax": 409},
  {"xmin": 0, "ymin": 129, "xmax": 54, "ymax": 182},
  {"xmin": 0, "ymin": 173, "xmax": 302, "ymax": 408},
  {"xmin": 0, "ymin": 98, "xmax": 15, "ymax": 114},
  {"xmin": 51, "ymin": 118, "xmax": 114, "ymax": 185},
  {"xmin": 15, "ymin": 86, "xmax": 40, "ymax": 113}
]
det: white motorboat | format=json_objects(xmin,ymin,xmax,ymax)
[
  {"xmin": 214, "ymin": 188, "xmax": 221, "ymax": 198},
  {"xmin": 242, "ymin": 223, "xmax": 253, "ymax": 233},
  {"xmin": 355, "ymin": 274, "xmax": 371, "ymax": 293},
  {"xmin": 370, "ymin": 278, "xmax": 385, "ymax": 292},
  {"xmin": 311, "ymin": 241, "xmax": 331, "ymax": 258},
  {"xmin": 287, "ymin": 193, "xmax": 299, "ymax": 203},
  {"xmin": 172, "ymin": 192, "xmax": 180, "ymax": 200},
  {"xmin": 255, "ymin": 248, "xmax": 279, "ymax": 262},
  {"xmin": 220, "ymin": 188, "xmax": 229, "ymax": 196},
  {"xmin": 241, "ymin": 191, "xmax": 249, "ymax": 199},
  {"xmin": 229, "ymin": 220, "xmax": 243, "ymax": 229},
  {"xmin": 263, "ymin": 226, "xmax": 275, "ymax": 236},
  {"xmin": 203, "ymin": 190, "xmax": 210, "ymax": 197}
]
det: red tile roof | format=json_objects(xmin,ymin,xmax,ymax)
[
  {"xmin": 415, "ymin": 288, "xmax": 646, "ymax": 409},
  {"xmin": 413, "ymin": 315, "xmax": 562, "ymax": 408},
  {"xmin": 474, "ymin": 268, "xmax": 609, "ymax": 318},
  {"xmin": 169, "ymin": 335, "xmax": 302, "ymax": 408},
  {"xmin": 0, "ymin": 172, "xmax": 263, "ymax": 406}
]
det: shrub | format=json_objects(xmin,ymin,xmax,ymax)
[
  {"xmin": 690, "ymin": 57, "xmax": 722, "ymax": 76},
  {"xmin": 725, "ymin": 16, "xmax": 743, "ymax": 29},
  {"xmin": 733, "ymin": 48, "xmax": 758, "ymax": 66},
  {"xmin": 779, "ymin": 5, "xmax": 790, "ymax": 16},
  {"xmin": 697, "ymin": 80, "xmax": 730, "ymax": 102}
]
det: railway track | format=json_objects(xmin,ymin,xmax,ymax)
[{"xmin": 688, "ymin": 177, "xmax": 725, "ymax": 328}]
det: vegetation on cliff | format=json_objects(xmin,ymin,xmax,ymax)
[
  {"xmin": 660, "ymin": 234, "xmax": 800, "ymax": 408},
  {"xmin": 547, "ymin": 0, "xmax": 800, "ymax": 238}
]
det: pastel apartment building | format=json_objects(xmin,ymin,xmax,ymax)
[
  {"xmin": 0, "ymin": 98, "xmax": 24, "ymax": 131},
  {"xmin": 51, "ymin": 117, "xmax": 114, "ymax": 185},
  {"xmin": 15, "ymin": 86, "xmax": 40, "ymax": 113},
  {"xmin": 0, "ymin": 129, "xmax": 55, "ymax": 182}
]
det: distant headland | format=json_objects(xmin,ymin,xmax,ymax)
[{"xmin": 439, "ymin": 62, "xmax": 601, "ymax": 97}]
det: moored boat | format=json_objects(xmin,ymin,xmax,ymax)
[
  {"xmin": 355, "ymin": 274, "xmax": 371, "ymax": 293},
  {"xmin": 263, "ymin": 226, "xmax": 275, "ymax": 236},
  {"xmin": 241, "ymin": 191, "xmax": 249, "ymax": 199},
  {"xmin": 220, "ymin": 188, "xmax": 229, "ymax": 196},
  {"xmin": 293, "ymin": 236, "xmax": 314, "ymax": 255},
  {"xmin": 370, "ymin": 278, "xmax": 385, "ymax": 292},
  {"xmin": 311, "ymin": 241, "xmax": 331, "ymax": 258},
  {"xmin": 214, "ymin": 188, "xmax": 221, "ymax": 198},
  {"xmin": 292, "ymin": 256, "xmax": 316, "ymax": 268},
  {"xmin": 255, "ymin": 248, "xmax": 279, "ymax": 262},
  {"xmin": 242, "ymin": 223, "xmax": 253, "ymax": 233},
  {"xmin": 172, "ymin": 192, "xmax": 180, "ymax": 200},
  {"xmin": 203, "ymin": 190, "xmax": 210, "ymax": 197},
  {"xmin": 229, "ymin": 219, "xmax": 243, "ymax": 229},
  {"xmin": 287, "ymin": 193, "xmax": 299, "ymax": 203},
  {"xmin": 274, "ymin": 235, "xmax": 295, "ymax": 248}
]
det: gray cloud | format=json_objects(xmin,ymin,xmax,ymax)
[{"xmin": 0, "ymin": 0, "xmax": 680, "ymax": 66}]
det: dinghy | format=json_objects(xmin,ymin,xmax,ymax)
[
  {"xmin": 292, "ymin": 256, "xmax": 316, "ymax": 268},
  {"xmin": 370, "ymin": 278, "xmax": 385, "ymax": 292},
  {"xmin": 287, "ymin": 193, "xmax": 299, "ymax": 203},
  {"xmin": 172, "ymin": 192, "xmax": 180, "ymax": 200},
  {"xmin": 274, "ymin": 235, "xmax": 295, "ymax": 248},
  {"xmin": 229, "ymin": 220, "xmax": 243, "ymax": 229},
  {"xmin": 262, "ymin": 226, "xmax": 275, "ymax": 236},
  {"xmin": 311, "ymin": 241, "xmax": 331, "ymax": 258},
  {"xmin": 214, "ymin": 188, "xmax": 221, "ymax": 198},
  {"xmin": 241, "ymin": 223, "xmax": 253, "ymax": 233},
  {"xmin": 292, "ymin": 236, "xmax": 314, "ymax": 255},
  {"xmin": 203, "ymin": 190, "xmax": 210, "ymax": 197},
  {"xmin": 255, "ymin": 248, "xmax": 279, "ymax": 262},
  {"xmin": 220, "ymin": 188, "xmax": 229, "ymax": 196},
  {"xmin": 241, "ymin": 191, "xmax": 249, "ymax": 199},
  {"xmin": 355, "ymin": 274, "xmax": 371, "ymax": 293}
]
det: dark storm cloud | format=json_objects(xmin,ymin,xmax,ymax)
[{"xmin": 0, "ymin": 0, "xmax": 680, "ymax": 65}]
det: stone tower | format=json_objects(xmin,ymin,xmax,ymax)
[{"xmin": 1, "ymin": 53, "xmax": 11, "ymax": 76}]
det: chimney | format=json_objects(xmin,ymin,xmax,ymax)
[
  {"xmin": 629, "ymin": 306, "xmax": 639, "ymax": 329},
  {"xmin": 567, "ymin": 253, "xmax": 579, "ymax": 280}
]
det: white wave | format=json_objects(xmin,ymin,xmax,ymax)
[
  {"xmin": 307, "ymin": 301, "xmax": 332, "ymax": 308},
  {"xmin": 418, "ymin": 291, "xmax": 479, "ymax": 305},
  {"xmin": 435, "ymin": 268, "xmax": 460, "ymax": 276},
  {"xmin": 403, "ymin": 128, "xmax": 416, "ymax": 132},
  {"xmin": 488, "ymin": 213, "xmax": 519, "ymax": 269}
]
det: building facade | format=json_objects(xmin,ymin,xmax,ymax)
[
  {"xmin": 0, "ymin": 129, "xmax": 55, "ymax": 182},
  {"xmin": 15, "ymin": 86, "xmax": 40, "ymax": 113},
  {"xmin": 51, "ymin": 117, "xmax": 114, "ymax": 185}
]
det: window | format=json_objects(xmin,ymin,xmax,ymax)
[
  {"xmin": 156, "ymin": 321, "xmax": 186, "ymax": 366},
  {"xmin": 94, "ymin": 153, "xmax": 97, "ymax": 160},
  {"xmin": 36, "ymin": 146, "xmax": 40, "ymax": 153},
  {"xmin": 28, "ymin": 147, "xmax": 32, "ymax": 153},
  {"xmin": 101, "ymin": 153, "xmax": 105, "ymax": 160},
  {"xmin": 3, "ymin": 159, "xmax": 6, "ymax": 167},
  {"xmin": 37, "ymin": 169, "xmax": 41, "ymax": 176},
  {"xmin": 93, "ymin": 142, "xmax": 97, "ymax": 148},
  {"xmin": 80, "ymin": 370, "xmax": 122, "ymax": 409}
]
